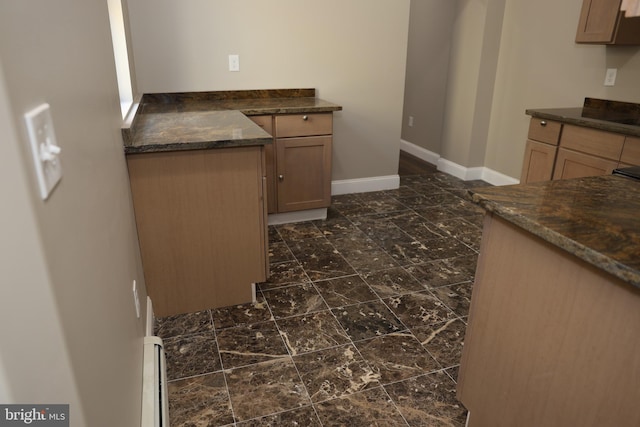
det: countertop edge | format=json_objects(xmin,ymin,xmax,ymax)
[
  {"xmin": 467, "ymin": 189, "xmax": 640, "ymax": 289},
  {"xmin": 124, "ymin": 136, "xmax": 273, "ymax": 155}
]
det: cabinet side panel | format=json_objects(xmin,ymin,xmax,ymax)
[
  {"xmin": 458, "ymin": 216, "xmax": 640, "ymax": 427},
  {"xmin": 575, "ymin": 0, "xmax": 619, "ymax": 43},
  {"xmin": 127, "ymin": 148, "xmax": 264, "ymax": 316}
]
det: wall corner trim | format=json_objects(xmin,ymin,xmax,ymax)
[{"xmin": 400, "ymin": 140, "xmax": 519, "ymax": 186}]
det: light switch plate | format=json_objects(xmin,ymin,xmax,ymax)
[
  {"xmin": 604, "ymin": 68, "xmax": 617, "ymax": 86},
  {"xmin": 24, "ymin": 103, "xmax": 62, "ymax": 200}
]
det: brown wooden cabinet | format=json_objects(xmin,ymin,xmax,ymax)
[
  {"xmin": 127, "ymin": 146, "xmax": 268, "ymax": 316},
  {"xmin": 520, "ymin": 118, "xmax": 561, "ymax": 184},
  {"xmin": 250, "ymin": 113, "xmax": 333, "ymax": 214},
  {"xmin": 521, "ymin": 118, "xmax": 640, "ymax": 183},
  {"xmin": 576, "ymin": 0, "xmax": 640, "ymax": 45}
]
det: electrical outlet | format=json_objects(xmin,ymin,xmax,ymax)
[
  {"xmin": 132, "ymin": 280, "xmax": 140, "ymax": 318},
  {"xmin": 408, "ymin": 116, "xmax": 414, "ymax": 127},
  {"xmin": 228, "ymin": 54, "xmax": 240, "ymax": 72},
  {"xmin": 24, "ymin": 103, "xmax": 62, "ymax": 200},
  {"xmin": 604, "ymin": 68, "xmax": 617, "ymax": 86}
]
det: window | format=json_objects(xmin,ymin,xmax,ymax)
[{"xmin": 107, "ymin": 0, "xmax": 134, "ymax": 119}]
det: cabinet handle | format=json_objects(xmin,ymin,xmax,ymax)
[
  {"xmin": 540, "ymin": 120, "xmax": 547, "ymax": 127},
  {"xmin": 302, "ymin": 115, "xmax": 308, "ymax": 121},
  {"xmin": 278, "ymin": 174, "xmax": 284, "ymax": 181}
]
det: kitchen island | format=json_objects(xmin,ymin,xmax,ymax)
[
  {"xmin": 123, "ymin": 89, "xmax": 341, "ymax": 316},
  {"xmin": 457, "ymin": 174, "xmax": 640, "ymax": 427}
]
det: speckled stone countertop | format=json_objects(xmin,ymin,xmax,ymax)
[
  {"xmin": 467, "ymin": 175, "xmax": 640, "ymax": 289},
  {"xmin": 123, "ymin": 89, "xmax": 342, "ymax": 154},
  {"xmin": 526, "ymin": 98, "xmax": 640, "ymax": 137}
]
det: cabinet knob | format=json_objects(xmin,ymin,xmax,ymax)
[
  {"xmin": 302, "ymin": 115, "xmax": 308, "ymax": 121},
  {"xmin": 540, "ymin": 120, "xmax": 547, "ymax": 127},
  {"xmin": 278, "ymin": 174, "xmax": 284, "ymax": 181}
]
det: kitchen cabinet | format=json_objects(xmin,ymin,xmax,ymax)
[
  {"xmin": 575, "ymin": 0, "xmax": 640, "ymax": 45},
  {"xmin": 127, "ymin": 146, "xmax": 268, "ymax": 317},
  {"xmin": 250, "ymin": 113, "xmax": 333, "ymax": 214},
  {"xmin": 520, "ymin": 118, "xmax": 561, "ymax": 184},
  {"xmin": 552, "ymin": 124, "xmax": 624, "ymax": 179},
  {"xmin": 620, "ymin": 136, "xmax": 640, "ymax": 166}
]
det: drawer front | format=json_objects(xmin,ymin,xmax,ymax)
[
  {"xmin": 275, "ymin": 113, "xmax": 333, "ymax": 138},
  {"xmin": 528, "ymin": 118, "xmax": 561, "ymax": 145},
  {"xmin": 560, "ymin": 124, "xmax": 625, "ymax": 161},
  {"xmin": 620, "ymin": 136, "xmax": 640, "ymax": 165},
  {"xmin": 249, "ymin": 115, "xmax": 273, "ymax": 136}
]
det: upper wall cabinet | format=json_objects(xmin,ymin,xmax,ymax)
[{"xmin": 576, "ymin": 0, "xmax": 640, "ymax": 45}]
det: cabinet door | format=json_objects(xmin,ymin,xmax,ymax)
[
  {"xmin": 521, "ymin": 140, "xmax": 558, "ymax": 184},
  {"xmin": 553, "ymin": 148, "xmax": 618, "ymax": 180},
  {"xmin": 576, "ymin": 0, "xmax": 620, "ymax": 43},
  {"xmin": 276, "ymin": 136, "xmax": 332, "ymax": 212}
]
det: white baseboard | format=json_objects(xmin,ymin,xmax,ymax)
[
  {"xmin": 400, "ymin": 139, "xmax": 519, "ymax": 186},
  {"xmin": 268, "ymin": 208, "xmax": 327, "ymax": 225},
  {"xmin": 331, "ymin": 175, "xmax": 400, "ymax": 196}
]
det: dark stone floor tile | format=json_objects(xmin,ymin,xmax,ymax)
[
  {"xmin": 342, "ymin": 247, "xmax": 400, "ymax": 274},
  {"xmin": 384, "ymin": 371, "xmax": 468, "ymax": 427},
  {"xmin": 442, "ymin": 198, "xmax": 486, "ymax": 217},
  {"xmin": 333, "ymin": 203, "xmax": 378, "ymax": 218},
  {"xmin": 405, "ymin": 256, "xmax": 477, "ymax": 289},
  {"xmin": 381, "ymin": 186, "xmax": 420, "ymax": 198},
  {"xmin": 332, "ymin": 300, "xmax": 404, "ymax": 342},
  {"xmin": 211, "ymin": 294, "xmax": 273, "ymax": 330},
  {"xmin": 412, "ymin": 205, "xmax": 458, "ymax": 223},
  {"xmin": 226, "ymin": 358, "xmax": 310, "ymax": 422},
  {"xmin": 420, "ymin": 237, "xmax": 477, "ymax": 261},
  {"xmin": 294, "ymin": 344, "xmax": 380, "ymax": 402},
  {"xmin": 275, "ymin": 222, "xmax": 324, "ymax": 241},
  {"xmin": 358, "ymin": 197, "xmax": 409, "ymax": 214},
  {"xmin": 355, "ymin": 332, "xmax": 439, "ymax": 384},
  {"xmin": 268, "ymin": 225, "xmax": 282, "ymax": 244},
  {"xmin": 430, "ymin": 282, "xmax": 473, "ymax": 318},
  {"xmin": 411, "ymin": 318, "xmax": 466, "ymax": 369},
  {"xmin": 420, "ymin": 191, "xmax": 463, "ymax": 206},
  {"xmin": 235, "ymin": 405, "xmax": 321, "ymax": 426},
  {"xmin": 298, "ymin": 252, "xmax": 356, "ymax": 281},
  {"xmin": 286, "ymin": 237, "xmax": 336, "ymax": 260},
  {"xmin": 313, "ymin": 275, "xmax": 379, "ymax": 308},
  {"xmin": 384, "ymin": 291, "xmax": 457, "ymax": 329},
  {"xmin": 168, "ymin": 372, "xmax": 234, "ymax": 427},
  {"xmin": 262, "ymin": 283, "xmax": 327, "ymax": 319},
  {"xmin": 327, "ymin": 231, "xmax": 380, "ymax": 253},
  {"xmin": 268, "ymin": 241, "xmax": 295, "ymax": 264},
  {"xmin": 216, "ymin": 321, "xmax": 288, "ymax": 369},
  {"xmin": 155, "ymin": 309, "xmax": 213, "ymax": 339},
  {"xmin": 258, "ymin": 260, "xmax": 309, "ymax": 290},
  {"xmin": 313, "ymin": 213, "xmax": 359, "ymax": 237},
  {"xmin": 314, "ymin": 387, "xmax": 408, "ymax": 427},
  {"xmin": 363, "ymin": 267, "xmax": 426, "ymax": 298},
  {"xmin": 446, "ymin": 366, "xmax": 460, "ymax": 384},
  {"xmin": 164, "ymin": 333, "xmax": 221, "ymax": 381},
  {"xmin": 433, "ymin": 217, "xmax": 483, "ymax": 251},
  {"xmin": 276, "ymin": 310, "xmax": 350, "ymax": 355}
]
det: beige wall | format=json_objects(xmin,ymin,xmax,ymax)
[
  {"xmin": 484, "ymin": 0, "xmax": 640, "ymax": 179},
  {"xmin": 0, "ymin": 2, "xmax": 147, "ymax": 425},
  {"xmin": 401, "ymin": 0, "xmax": 456, "ymax": 153},
  {"xmin": 126, "ymin": 0, "xmax": 411, "ymax": 180}
]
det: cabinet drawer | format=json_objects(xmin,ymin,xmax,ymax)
[
  {"xmin": 275, "ymin": 113, "xmax": 333, "ymax": 138},
  {"xmin": 528, "ymin": 118, "xmax": 561, "ymax": 145},
  {"xmin": 249, "ymin": 115, "xmax": 273, "ymax": 136},
  {"xmin": 620, "ymin": 136, "xmax": 640, "ymax": 165},
  {"xmin": 560, "ymin": 124, "xmax": 625, "ymax": 161}
]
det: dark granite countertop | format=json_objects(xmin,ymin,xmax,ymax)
[
  {"xmin": 123, "ymin": 89, "xmax": 343, "ymax": 154},
  {"xmin": 467, "ymin": 175, "xmax": 640, "ymax": 289},
  {"xmin": 526, "ymin": 98, "xmax": 640, "ymax": 137}
]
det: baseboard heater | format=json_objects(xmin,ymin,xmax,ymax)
[{"xmin": 141, "ymin": 336, "xmax": 169, "ymax": 426}]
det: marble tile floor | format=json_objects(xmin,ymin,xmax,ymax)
[{"xmin": 156, "ymin": 171, "xmax": 491, "ymax": 427}]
